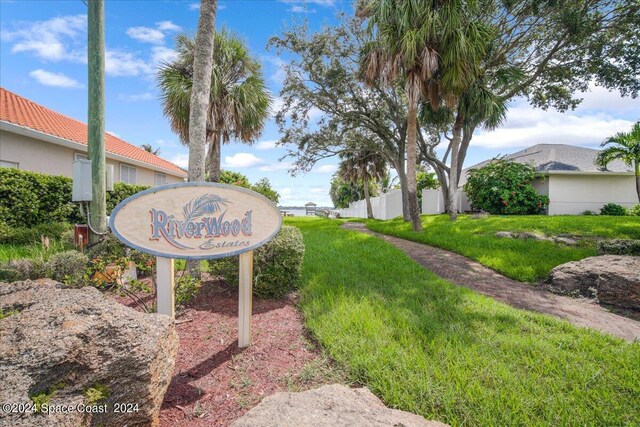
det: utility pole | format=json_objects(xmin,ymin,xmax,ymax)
[{"xmin": 88, "ymin": 0, "xmax": 106, "ymax": 243}]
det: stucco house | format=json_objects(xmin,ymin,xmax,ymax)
[
  {"xmin": 0, "ymin": 87, "xmax": 186, "ymax": 186},
  {"xmin": 423, "ymin": 143, "xmax": 637, "ymax": 215}
]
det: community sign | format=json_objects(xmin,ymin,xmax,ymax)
[{"xmin": 109, "ymin": 182, "xmax": 283, "ymax": 260}]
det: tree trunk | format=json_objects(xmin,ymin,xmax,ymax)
[
  {"xmin": 363, "ymin": 175, "xmax": 373, "ymax": 219},
  {"xmin": 186, "ymin": 0, "xmax": 217, "ymax": 278},
  {"xmin": 447, "ymin": 112, "xmax": 464, "ymax": 221},
  {"xmin": 635, "ymin": 161, "xmax": 640, "ymax": 203},
  {"xmin": 206, "ymin": 130, "xmax": 222, "ymax": 182},
  {"xmin": 396, "ymin": 161, "xmax": 410, "ymax": 220},
  {"xmin": 406, "ymin": 104, "xmax": 422, "ymax": 231}
]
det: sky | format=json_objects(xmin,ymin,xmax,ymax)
[{"xmin": 1, "ymin": 0, "xmax": 638, "ymax": 207}]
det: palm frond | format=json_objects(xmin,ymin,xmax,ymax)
[{"xmin": 183, "ymin": 194, "xmax": 230, "ymax": 221}]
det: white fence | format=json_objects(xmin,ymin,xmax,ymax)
[
  {"xmin": 422, "ymin": 188, "xmax": 469, "ymax": 214},
  {"xmin": 335, "ymin": 189, "xmax": 404, "ymax": 220}
]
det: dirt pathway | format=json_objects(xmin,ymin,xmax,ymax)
[{"xmin": 342, "ymin": 222, "xmax": 640, "ymax": 342}]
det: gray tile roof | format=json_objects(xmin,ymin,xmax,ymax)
[{"xmin": 467, "ymin": 144, "xmax": 633, "ymax": 174}]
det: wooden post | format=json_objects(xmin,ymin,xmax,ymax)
[
  {"xmin": 156, "ymin": 257, "xmax": 175, "ymax": 318},
  {"xmin": 88, "ymin": 0, "xmax": 106, "ymax": 243},
  {"xmin": 238, "ymin": 251, "xmax": 254, "ymax": 348}
]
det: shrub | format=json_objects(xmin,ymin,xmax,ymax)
[
  {"xmin": 0, "ymin": 168, "xmax": 148, "ymax": 227},
  {"xmin": 463, "ymin": 158, "xmax": 549, "ymax": 215},
  {"xmin": 175, "ymin": 275, "xmax": 202, "ymax": 307},
  {"xmin": 0, "ymin": 222, "xmax": 72, "ymax": 245},
  {"xmin": 582, "ymin": 210, "xmax": 597, "ymax": 216},
  {"xmin": 47, "ymin": 250, "xmax": 89, "ymax": 284},
  {"xmin": 6, "ymin": 258, "xmax": 48, "ymax": 280},
  {"xmin": 628, "ymin": 204, "xmax": 640, "ymax": 216},
  {"xmin": 600, "ymin": 203, "xmax": 627, "ymax": 216},
  {"xmin": 208, "ymin": 225, "xmax": 305, "ymax": 298},
  {"xmin": 598, "ymin": 239, "xmax": 640, "ymax": 256}
]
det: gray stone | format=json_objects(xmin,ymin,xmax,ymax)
[
  {"xmin": 553, "ymin": 236, "xmax": 579, "ymax": 246},
  {"xmin": 519, "ymin": 231, "xmax": 549, "ymax": 241},
  {"xmin": 231, "ymin": 384, "xmax": 448, "ymax": 427},
  {"xmin": 547, "ymin": 256, "xmax": 640, "ymax": 311},
  {"xmin": 495, "ymin": 231, "xmax": 514, "ymax": 238},
  {"xmin": 0, "ymin": 280, "xmax": 178, "ymax": 427}
]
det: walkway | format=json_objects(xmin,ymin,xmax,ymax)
[{"xmin": 342, "ymin": 222, "xmax": 640, "ymax": 342}]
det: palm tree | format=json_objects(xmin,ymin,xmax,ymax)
[
  {"xmin": 185, "ymin": 0, "xmax": 216, "ymax": 278},
  {"xmin": 140, "ymin": 143, "xmax": 160, "ymax": 156},
  {"xmin": 596, "ymin": 121, "xmax": 640, "ymax": 202},
  {"xmin": 158, "ymin": 29, "xmax": 271, "ymax": 182},
  {"xmin": 358, "ymin": 0, "xmax": 491, "ymax": 227},
  {"xmin": 338, "ymin": 145, "xmax": 387, "ymax": 219}
]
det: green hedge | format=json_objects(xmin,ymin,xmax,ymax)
[
  {"xmin": 0, "ymin": 168, "xmax": 148, "ymax": 232},
  {"xmin": 208, "ymin": 225, "xmax": 305, "ymax": 298}
]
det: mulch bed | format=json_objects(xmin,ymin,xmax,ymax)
[{"xmin": 113, "ymin": 276, "xmax": 340, "ymax": 426}]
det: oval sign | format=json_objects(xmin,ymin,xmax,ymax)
[{"xmin": 109, "ymin": 182, "xmax": 282, "ymax": 260}]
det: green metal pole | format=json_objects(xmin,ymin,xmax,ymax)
[{"xmin": 88, "ymin": 0, "xmax": 106, "ymax": 242}]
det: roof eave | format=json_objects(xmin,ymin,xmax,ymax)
[{"xmin": 1, "ymin": 120, "xmax": 187, "ymax": 178}]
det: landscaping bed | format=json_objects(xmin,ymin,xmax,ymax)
[
  {"xmin": 289, "ymin": 217, "xmax": 640, "ymax": 426},
  {"xmin": 115, "ymin": 276, "xmax": 343, "ymax": 427},
  {"xmin": 364, "ymin": 214, "xmax": 640, "ymax": 282}
]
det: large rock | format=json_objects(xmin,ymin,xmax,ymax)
[
  {"xmin": 231, "ymin": 384, "xmax": 448, "ymax": 427},
  {"xmin": 547, "ymin": 256, "xmax": 640, "ymax": 311},
  {"xmin": 0, "ymin": 280, "xmax": 178, "ymax": 427}
]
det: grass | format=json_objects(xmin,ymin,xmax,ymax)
[
  {"xmin": 0, "ymin": 240, "xmax": 68, "ymax": 263},
  {"xmin": 286, "ymin": 217, "xmax": 640, "ymax": 427},
  {"xmin": 363, "ymin": 214, "xmax": 640, "ymax": 282}
]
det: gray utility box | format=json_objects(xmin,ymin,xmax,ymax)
[
  {"xmin": 72, "ymin": 160, "xmax": 114, "ymax": 202},
  {"xmin": 72, "ymin": 159, "xmax": 92, "ymax": 201}
]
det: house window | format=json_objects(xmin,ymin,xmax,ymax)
[
  {"xmin": 155, "ymin": 172, "xmax": 167, "ymax": 186},
  {"xmin": 74, "ymin": 153, "xmax": 88, "ymax": 161},
  {"xmin": 0, "ymin": 160, "xmax": 19, "ymax": 169},
  {"xmin": 120, "ymin": 164, "xmax": 137, "ymax": 184}
]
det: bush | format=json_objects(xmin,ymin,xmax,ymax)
[
  {"xmin": 600, "ymin": 203, "xmax": 627, "ymax": 216},
  {"xmin": 0, "ymin": 168, "xmax": 148, "ymax": 227},
  {"xmin": 463, "ymin": 158, "xmax": 549, "ymax": 215},
  {"xmin": 208, "ymin": 225, "xmax": 305, "ymax": 298},
  {"xmin": 628, "ymin": 204, "xmax": 640, "ymax": 216},
  {"xmin": 175, "ymin": 275, "xmax": 202, "ymax": 307},
  {"xmin": 47, "ymin": 250, "xmax": 89, "ymax": 284},
  {"xmin": 0, "ymin": 222, "xmax": 72, "ymax": 245},
  {"xmin": 582, "ymin": 210, "xmax": 597, "ymax": 216},
  {"xmin": 6, "ymin": 258, "xmax": 48, "ymax": 280},
  {"xmin": 598, "ymin": 239, "xmax": 640, "ymax": 256}
]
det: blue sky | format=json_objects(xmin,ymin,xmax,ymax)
[{"xmin": 1, "ymin": 0, "xmax": 637, "ymax": 206}]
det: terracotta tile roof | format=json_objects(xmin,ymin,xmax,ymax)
[{"xmin": 0, "ymin": 87, "xmax": 186, "ymax": 177}]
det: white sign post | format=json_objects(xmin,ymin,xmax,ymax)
[{"xmin": 109, "ymin": 183, "xmax": 282, "ymax": 348}]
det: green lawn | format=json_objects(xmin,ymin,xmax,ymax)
[
  {"xmin": 287, "ymin": 217, "xmax": 640, "ymax": 427},
  {"xmin": 363, "ymin": 214, "xmax": 640, "ymax": 282}
]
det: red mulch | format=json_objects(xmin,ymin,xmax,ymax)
[{"xmin": 111, "ymin": 277, "xmax": 332, "ymax": 426}]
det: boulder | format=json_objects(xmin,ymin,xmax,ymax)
[
  {"xmin": 231, "ymin": 384, "xmax": 448, "ymax": 427},
  {"xmin": 547, "ymin": 256, "xmax": 640, "ymax": 311},
  {"xmin": 0, "ymin": 280, "xmax": 178, "ymax": 427},
  {"xmin": 495, "ymin": 231, "xmax": 514, "ymax": 238},
  {"xmin": 519, "ymin": 231, "xmax": 549, "ymax": 241},
  {"xmin": 553, "ymin": 236, "xmax": 579, "ymax": 246}
]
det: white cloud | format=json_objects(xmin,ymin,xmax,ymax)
[
  {"xmin": 258, "ymin": 162, "xmax": 292, "ymax": 172},
  {"xmin": 313, "ymin": 164, "xmax": 337, "ymax": 174},
  {"xmin": 126, "ymin": 26, "xmax": 165, "ymax": 44},
  {"xmin": 29, "ymin": 69, "xmax": 83, "ymax": 88},
  {"xmin": 118, "ymin": 92, "xmax": 154, "ymax": 102},
  {"xmin": 151, "ymin": 46, "xmax": 177, "ymax": 65},
  {"xmin": 256, "ymin": 139, "xmax": 279, "ymax": 150},
  {"xmin": 106, "ymin": 130, "xmax": 120, "ymax": 138},
  {"xmin": 280, "ymin": 0, "xmax": 336, "ymax": 6},
  {"xmin": 156, "ymin": 21, "xmax": 182, "ymax": 32},
  {"xmin": 105, "ymin": 50, "xmax": 152, "ymax": 77},
  {"xmin": 189, "ymin": 3, "xmax": 200, "ymax": 10},
  {"xmin": 1, "ymin": 15, "xmax": 87, "ymax": 62},
  {"xmin": 263, "ymin": 56, "xmax": 287, "ymax": 85},
  {"xmin": 223, "ymin": 153, "xmax": 266, "ymax": 168},
  {"xmin": 170, "ymin": 153, "xmax": 189, "ymax": 168},
  {"xmin": 290, "ymin": 5, "xmax": 316, "ymax": 13}
]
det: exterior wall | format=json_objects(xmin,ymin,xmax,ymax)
[
  {"xmin": 335, "ymin": 189, "xmax": 403, "ymax": 220},
  {"xmin": 0, "ymin": 130, "xmax": 183, "ymax": 186},
  {"xmin": 547, "ymin": 174, "xmax": 637, "ymax": 215}
]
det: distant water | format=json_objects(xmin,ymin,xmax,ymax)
[{"xmin": 280, "ymin": 208, "xmax": 310, "ymax": 217}]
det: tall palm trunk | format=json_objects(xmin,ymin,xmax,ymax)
[
  {"xmin": 635, "ymin": 161, "xmax": 640, "ymax": 202},
  {"xmin": 447, "ymin": 112, "xmax": 464, "ymax": 221},
  {"xmin": 406, "ymin": 104, "xmax": 422, "ymax": 231},
  {"xmin": 363, "ymin": 175, "xmax": 373, "ymax": 219},
  {"xmin": 186, "ymin": 0, "xmax": 217, "ymax": 278},
  {"xmin": 206, "ymin": 129, "xmax": 222, "ymax": 182}
]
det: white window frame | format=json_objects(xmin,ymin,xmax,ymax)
[
  {"xmin": 154, "ymin": 172, "xmax": 168, "ymax": 186},
  {"xmin": 74, "ymin": 153, "xmax": 88, "ymax": 161},
  {"xmin": 0, "ymin": 160, "xmax": 19, "ymax": 169},
  {"xmin": 120, "ymin": 164, "xmax": 137, "ymax": 184}
]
